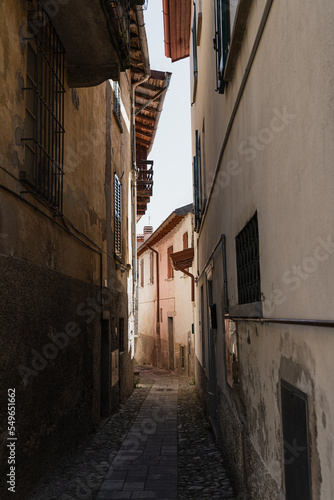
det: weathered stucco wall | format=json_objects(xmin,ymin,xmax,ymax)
[
  {"xmin": 192, "ymin": 0, "xmax": 334, "ymax": 498},
  {"xmin": 137, "ymin": 213, "xmax": 195, "ymax": 375},
  {"xmin": 0, "ymin": 1, "xmax": 134, "ymax": 497}
]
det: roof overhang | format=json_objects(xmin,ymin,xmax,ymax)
[
  {"xmin": 134, "ymin": 70, "xmax": 171, "ymax": 155},
  {"xmin": 162, "ymin": 0, "xmax": 192, "ymax": 62},
  {"xmin": 170, "ymin": 248, "xmax": 194, "ymax": 270},
  {"xmin": 137, "ymin": 203, "xmax": 193, "ymax": 255},
  {"xmin": 39, "ymin": 0, "xmax": 132, "ymax": 87}
]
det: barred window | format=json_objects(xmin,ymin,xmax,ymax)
[
  {"xmin": 236, "ymin": 212, "xmax": 261, "ymax": 304},
  {"xmin": 113, "ymin": 80, "xmax": 121, "ymax": 124},
  {"xmin": 114, "ymin": 174, "xmax": 122, "ymax": 256},
  {"xmin": 22, "ymin": 7, "xmax": 65, "ymax": 212}
]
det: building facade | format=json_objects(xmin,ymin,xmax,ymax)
[
  {"xmin": 164, "ymin": 0, "xmax": 334, "ymax": 499},
  {"xmin": 136, "ymin": 205, "xmax": 195, "ymax": 376},
  {"xmin": 0, "ymin": 1, "xmax": 170, "ymax": 497}
]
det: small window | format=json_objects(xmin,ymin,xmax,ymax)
[
  {"xmin": 235, "ymin": 212, "xmax": 261, "ymax": 304},
  {"xmin": 150, "ymin": 251, "xmax": 154, "ymax": 284},
  {"xmin": 167, "ymin": 245, "xmax": 174, "ymax": 279},
  {"xmin": 113, "ymin": 80, "xmax": 121, "ymax": 125},
  {"xmin": 114, "ymin": 174, "xmax": 122, "ymax": 256},
  {"xmin": 160, "ymin": 308, "xmax": 163, "ymax": 322},
  {"xmin": 140, "ymin": 258, "xmax": 144, "ymax": 288}
]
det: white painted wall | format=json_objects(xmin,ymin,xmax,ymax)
[{"xmin": 192, "ymin": 0, "xmax": 334, "ymax": 497}]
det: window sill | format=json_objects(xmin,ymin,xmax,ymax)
[
  {"xmin": 229, "ymin": 301, "xmax": 262, "ymax": 318},
  {"xmin": 224, "ymin": 0, "xmax": 253, "ymax": 82}
]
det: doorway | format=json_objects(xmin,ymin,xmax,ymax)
[
  {"xmin": 168, "ymin": 317, "xmax": 174, "ymax": 371},
  {"xmin": 281, "ymin": 380, "xmax": 311, "ymax": 500},
  {"xmin": 100, "ymin": 319, "xmax": 110, "ymax": 418}
]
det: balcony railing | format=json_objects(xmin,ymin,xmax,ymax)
[{"xmin": 137, "ymin": 160, "xmax": 153, "ymax": 217}]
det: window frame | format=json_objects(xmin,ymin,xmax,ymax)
[
  {"xmin": 193, "ymin": 130, "xmax": 200, "ymax": 232},
  {"xmin": 214, "ymin": 0, "xmax": 231, "ymax": 94},
  {"xmin": 114, "ymin": 173, "xmax": 122, "ymax": 257},
  {"xmin": 235, "ymin": 212, "xmax": 261, "ymax": 306}
]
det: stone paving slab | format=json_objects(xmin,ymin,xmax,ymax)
[
  {"xmin": 96, "ymin": 375, "xmax": 178, "ymax": 500},
  {"xmin": 27, "ymin": 366, "xmax": 237, "ymax": 500}
]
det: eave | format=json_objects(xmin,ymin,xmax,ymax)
[
  {"xmin": 137, "ymin": 203, "xmax": 193, "ymax": 256},
  {"xmin": 162, "ymin": 0, "xmax": 192, "ymax": 62},
  {"xmin": 39, "ymin": 0, "xmax": 132, "ymax": 87}
]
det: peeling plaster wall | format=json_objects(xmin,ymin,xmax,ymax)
[
  {"xmin": 0, "ymin": 1, "xmax": 134, "ymax": 497},
  {"xmin": 192, "ymin": 0, "xmax": 334, "ymax": 498}
]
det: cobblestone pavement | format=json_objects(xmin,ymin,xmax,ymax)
[{"xmin": 27, "ymin": 366, "xmax": 236, "ymax": 500}]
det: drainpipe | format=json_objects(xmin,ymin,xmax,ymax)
[{"xmin": 131, "ymin": 6, "xmax": 150, "ymax": 321}]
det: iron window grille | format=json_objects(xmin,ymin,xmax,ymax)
[
  {"xmin": 114, "ymin": 174, "xmax": 122, "ymax": 256},
  {"xmin": 236, "ymin": 212, "xmax": 261, "ymax": 304},
  {"xmin": 214, "ymin": 0, "xmax": 230, "ymax": 94},
  {"xmin": 22, "ymin": 6, "xmax": 65, "ymax": 212},
  {"xmin": 113, "ymin": 80, "xmax": 121, "ymax": 125}
]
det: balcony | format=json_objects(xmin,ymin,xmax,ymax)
[
  {"xmin": 137, "ymin": 160, "xmax": 153, "ymax": 218},
  {"xmin": 39, "ymin": 0, "xmax": 131, "ymax": 87}
]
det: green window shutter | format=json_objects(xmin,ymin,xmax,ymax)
[
  {"xmin": 215, "ymin": 0, "xmax": 230, "ymax": 94},
  {"xmin": 114, "ymin": 174, "xmax": 122, "ymax": 255},
  {"xmin": 193, "ymin": 130, "xmax": 200, "ymax": 231}
]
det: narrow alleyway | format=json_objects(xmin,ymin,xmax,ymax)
[{"xmin": 27, "ymin": 367, "xmax": 236, "ymax": 500}]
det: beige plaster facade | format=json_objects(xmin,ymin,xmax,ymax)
[
  {"xmin": 187, "ymin": 0, "xmax": 334, "ymax": 498},
  {"xmin": 136, "ymin": 205, "xmax": 195, "ymax": 376},
  {"xmin": 0, "ymin": 1, "xmax": 155, "ymax": 497}
]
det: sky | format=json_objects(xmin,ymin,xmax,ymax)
[{"xmin": 136, "ymin": 1, "xmax": 192, "ymax": 234}]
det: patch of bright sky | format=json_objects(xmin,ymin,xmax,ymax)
[{"xmin": 136, "ymin": 1, "xmax": 192, "ymax": 234}]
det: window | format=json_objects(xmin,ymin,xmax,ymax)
[
  {"xmin": 193, "ymin": 130, "xmax": 200, "ymax": 231},
  {"xmin": 214, "ymin": 0, "xmax": 231, "ymax": 93},
  {"xmin": 191, "ymin": 3, "xmax": 198, "ymax": 101},
  {"xmin": 113, "ymin": 80, "xmax": 121, "ymax": 127},
  {"xmin": 183, "ymin": 232, "xmax": 188, "ymax": 250},
  {"xmin": 22, "ymin": 6, "xmax": 65, "ymax": 211},
  {"xmin": 281, "ymin": 381, "xmax": 311, "ymax": 500},
  {"xmin": 140, "ymin": 259, "xmax": 144, "ymax": 288},
  {"xmin": 150, "ymin": 251, "xmax": 154, "ymax": 284},
  {"xmin": 235, "ymin": 212, "xmax": 261, "ymax": 304},
  {"xmin": 114, "ymin": 174, "xmax": 122, "ymax": 256},
  {"xmin": 167, "ymin": 245, "xmax": 174, "ymax": 279}
]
